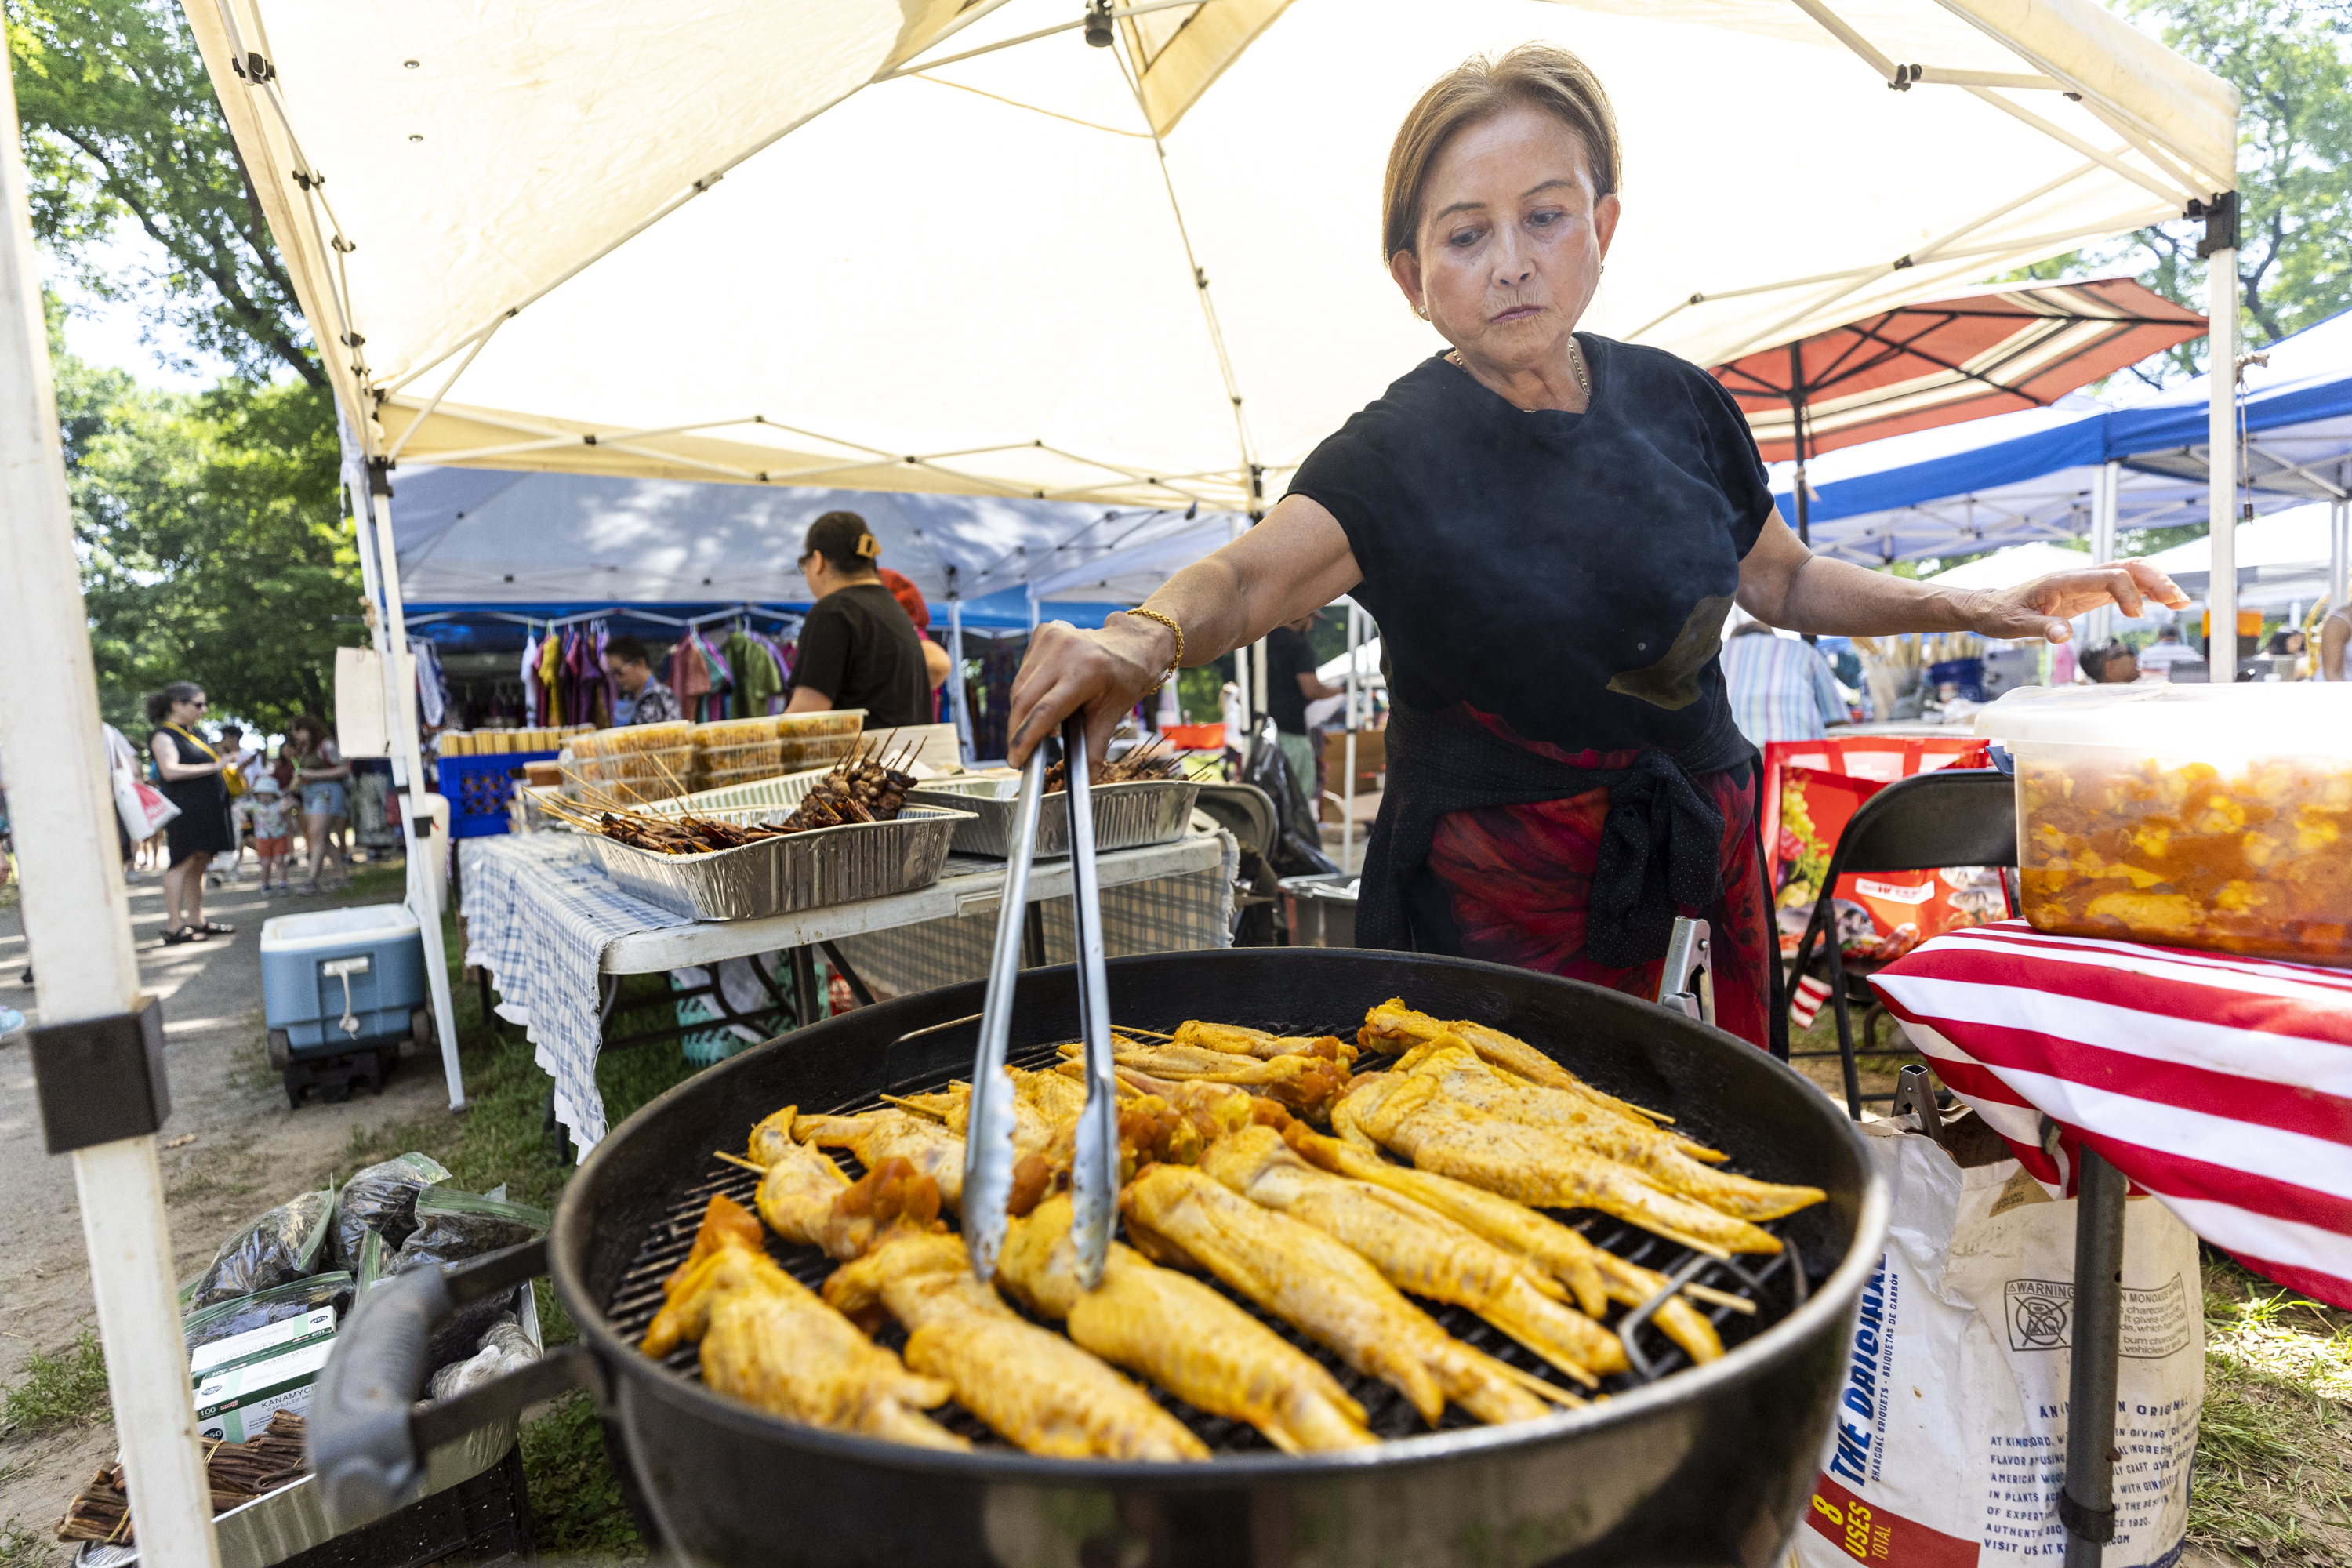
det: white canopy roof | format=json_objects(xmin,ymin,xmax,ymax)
[
  {"xmin": 2134, "ymin": 503, "xmax": 2347, "ymax": 608},
  {"xmin": 191, "ymin": 0, "xmax": 2236, "ymax": 510},
  {"xmin": 1917, "ymin": 539, "xmax": 2097, "ymax": 591}
]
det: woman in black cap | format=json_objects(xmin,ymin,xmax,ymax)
[{"xmin": 787, "ymin": 511, "xmax": 932, "ymax": 729}]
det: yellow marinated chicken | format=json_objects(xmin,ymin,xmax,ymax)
[
  {"xmin": 884, "ymin": 1069, "xmax": 1061, "ymax": 1153},
  {"xmin": 1170, "ymin": 1020, "xmax": 1359, "ymax": 1067},
  {"xmin": 640, "ymin": 1196, "xmax": 967, "ymax": 1451},
  {"xmin": 1065, "ymin": 1039, "xmax": 1350, "ymax": 1118},
  {"xmin": 1392, "ymin": 1046, "xmax": 1824, "ymax": 1221},
  {"xmin": 1200, "ymin": 1127, "xmax": 1621, "ymax": 1384},
  {"xmin": 1284, "ymin": 1124, "xmax": 1725, "ymax": 1364},
  {"xmin": 1336, "ymin": 1074, "xmax": 1780, "ymax": 1256},
  {"xmin": 996, "ymin": 1192, "xmax": 1375, "ymax": 1454},
  {"xmin": 795, "ymin": 1109, "xmax": 967, "ymax": 1212},
  {"xmin": 1356, "ymin": 1000, "xmax": 1717, "ymax": 1160},
  {"xmin": 1120, "ymin": 1163, "xmax": 1566, "ymax": 1428},
  {"xmin": 823, "ymin": 1230, "xmax": 1208, "ymax": 1461}
]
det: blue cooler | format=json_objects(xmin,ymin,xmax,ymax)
[{"xmin": 259, "ymin": 906, "xmax": 432, "ymax": 1106}]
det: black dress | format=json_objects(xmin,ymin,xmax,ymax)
[{"xmin": 150, "ymin": 727, "xmax": 236, "ymax": 862}]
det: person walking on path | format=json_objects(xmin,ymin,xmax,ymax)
[
  {"xmin": 147, "ymin": 683, "xmax": 237, "ymax": 945},
  {"xmin": 241, "ymin": 774, "xmax": 299, "ymax": 893},
  {"xmin": 285, "ymin": 713, "xmax": 351, "ymax": 894}
]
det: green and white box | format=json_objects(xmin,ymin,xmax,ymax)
[
  {"xmin": 194, "ymin": 1332, "xmax": 336, "ymax": 1443},
  {"xmin": 190, "ymin": 1305, "xmax": 338, "ymax": 1380}
]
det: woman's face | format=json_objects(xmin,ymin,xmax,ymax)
[
  {"xmin": 171, "ymin": 691, "xmax": 209, "ymax": 726},
  {"xmin": 1390, "ymin": 104, "xmax": 1620, "ymax": 377}
]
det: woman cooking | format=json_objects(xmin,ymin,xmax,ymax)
[{"xmin": 1006, "ymin": 45, "xmax": 2187, "ymax": 1051}]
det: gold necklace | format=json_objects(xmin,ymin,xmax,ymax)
[{"xmin": 1446, "ymin": 336, "xmax": 1590, "ymax": 406}]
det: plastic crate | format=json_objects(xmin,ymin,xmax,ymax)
[{"xmin": 437, "ymin": 752, "xmax": 561, "ymax": 838}]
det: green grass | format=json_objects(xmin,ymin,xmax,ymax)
[
  {"xmin": 0, "ymin": 1515, "xmax": 45, "ymax": 1566},
  {"xmin": 2190, "ymin": 1257, "xmax": 2352, "ymax": 1566},
  {"xmin": 369, "ymin": 902, "xmax": 705, "ymax": 1557},
  {"xmin": 0, "ymin": 1331, "xmax": 108, "ymax": 1438}
]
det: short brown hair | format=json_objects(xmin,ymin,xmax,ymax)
[{"xmin": 1381, "ymin": 44, "xmax": 1621, "ymax": 263}]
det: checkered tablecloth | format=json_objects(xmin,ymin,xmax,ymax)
[
  {"xmin": 1871, "ymin": 920, "xmax": 2352, "ymax": 1308},
  {"xmin": 457, "ymin": 834, "xmax": 695, "ymax": 1152}
]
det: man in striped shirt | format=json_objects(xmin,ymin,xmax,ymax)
[{"xmin": 1721, "ymin": 622, "xmax": 1849, "ymax": 749}]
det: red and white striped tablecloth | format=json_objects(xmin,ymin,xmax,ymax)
[{"xmin": 1868, "ymin": 920, "xmax": 2352, "ymax": 1309}]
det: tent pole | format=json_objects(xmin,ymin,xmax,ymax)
[
  {"xmin": 1342, "ymin": 601, "xmax": 1360, "ymax": 873},
  {"xmin": 0, "ymin": 63, "xmax": 220, "ymax": 1565},
  {"xmin": 948, "ymin": 586, "xmax": 973, "ymax": 766},
  {"xmin": 2086, "ymin": 459, "xmax": 2119, "ymax": 649},
  {"xmin": 2206, "ymin": 205, "xmax": 2239, "ymax": 683},
  {"xmin": 365, "ymin": 473, "xmax": 468, "ymax": 1109},
  {"xmin": 2332, "ymin": 496, "xmax": 2349, "ymax": 619},
  {"xmin": 1788, "ymin": 349, "xmax": 1811, "ymax": 548}
]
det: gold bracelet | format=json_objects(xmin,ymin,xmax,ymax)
[{"xmin": 1123, "ymin": 608, "xmax": 1185, "ymax": 680}]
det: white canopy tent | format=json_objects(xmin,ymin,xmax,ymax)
[
  {"xmin": 0, "ymin": 2, "xmax": 2247, "ymax": 1555},
  {"xmin": 2135, "ymin": 503, "xmax": 2351, "ymax": 612}
]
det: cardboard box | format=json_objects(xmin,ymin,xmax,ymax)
[
  {"xmin": 189, "ymin": 1305, "xmax": 337, "ymax": 1380},
  {"xmin": 194, "ymin": 1334, "xmax": 336, "ymax": 1443}
]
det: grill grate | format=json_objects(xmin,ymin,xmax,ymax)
[{"xmin": 602, "ymin": 1036, "xmax": 1810, "ymax": 1452}]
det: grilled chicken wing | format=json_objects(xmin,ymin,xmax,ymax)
[
  {"xmin": 1357, "ymin": 1000, "xmax": 1718, "ymax": 1160},
  {"xmin": 996, "ymin": 1192, "xmax": 1375, "ymax": 1453},
  {"xmin": 1284, "ymin": 1124, "xmax": 1726, "ymax": 1364},
  {"xmin": 885, "ymin": 1070, "xmax": 1058, "ymax": 1154},
  {"xmin": 1200, "ymin": 1127, "xmax": 1621, "ymax": 1384},
  {"xmin": 1394, "ymin": 1046, "xmax": 1824, "ymax": 1221},
  {"xmin": 1121, "ymin": 1163, "xmax": 1564, "ymax": 1428},
  {"xmin": 823, "ymin": 1231, "xmax": 1207, "ymax": 1461},
  {"xmin": 1067, "ymin": 1040, "xmax": 1349, "ymax": 1117},
  {"xmin": 795, "ymin": 1109, "xmax": 967, "ymax": 1212},
  {"xmin": 1171, "ymin": 1021, "xmax": 1359, "ymax": 1066},
  {"xmin": 1336, "ymin": 1074, "xmax": 1780, "ymax": 1256},
  {"xmin": 641, "ymin": 1196, "xmax": 966, "ymax": 1451}
]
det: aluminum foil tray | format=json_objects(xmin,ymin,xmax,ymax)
[
  {"xmin": 580, "ymin": 805, "xmax": 974, "ymax": 920},
  {"xmin": 902, "ymin": 776, "xmax": 1199, "ymax": 858}
]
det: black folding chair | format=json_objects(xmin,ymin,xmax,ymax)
[{"xmin": 1784, "ymin": 768, "xmax": 2016, "ymax": 1119}]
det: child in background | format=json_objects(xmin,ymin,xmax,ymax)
[{"xmin": 242, "ymin": 774, "xmax": 299, "ymax": 894}]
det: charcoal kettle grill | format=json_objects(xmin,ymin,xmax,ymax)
[{"xmin": 312, "ymin": 728, "xmax": 1888, "ymax": 1566}]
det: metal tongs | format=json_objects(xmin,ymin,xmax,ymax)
[{"xmin": 963, "ymin": 716, "xmax": 1120, "ymax": 1289}]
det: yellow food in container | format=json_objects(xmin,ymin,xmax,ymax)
[
  {"xmin": 1980, "ymin": 682, "xmax": 2352, "ymax": 964},
  {"xmin": 776, "ymin": 710, "xmax": 865, "ymax": 739}
]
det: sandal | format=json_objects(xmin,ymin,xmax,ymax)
[
  {"xmin": 161, "ymin": 927, "xmax": 202, "ymax": 946},
  {"xmin": 196, "ymin": 921, "xmax": 234, "ymax": 936},
  {"xmin": 297, "ymin": 883, "xmax": 321, "ymax": 895}
]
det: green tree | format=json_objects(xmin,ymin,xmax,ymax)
[
  {"xmin": 55, "ymin": 316, "xmax": 364, "ymax": 732},
  {"xmin": 8, "ymin": 0, "xmax": 321, "ymax": 386},
  {"xmin": 2016, "ymin": 0, "xmax": 2352, "ymax": 384}
]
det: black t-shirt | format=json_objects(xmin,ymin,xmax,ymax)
[
  {"xmin": 1263, "ymin": 625, "xmax": 1315, "ymax": 735},
  {"xmin": 791, "ymin": 583, "xmax": 932, "ymax": 729},
  {"xmin": 1288, "ymin": 335, "xmax": 1772, "ymax": 765}
]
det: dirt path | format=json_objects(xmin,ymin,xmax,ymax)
[{"xmin": 0, "ymin": 859, "xmax": 459, "ymax": 1555}]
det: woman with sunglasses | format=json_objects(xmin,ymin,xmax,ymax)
[{"xmin": 147, "ymin": 682, "xmax": 236, "ymax": 945}]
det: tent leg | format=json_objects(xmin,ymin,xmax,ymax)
[
  {"xmin": 948, "ymin": 595, "xmax": 972, "ymax": 765},
  {"xmin": 2329, "ymin": 496, "xmax": 2347, "ymax": 624},
  {"xmin": 2086, "ymin": 459, "xmax": 2118, "ymax": 649},
  {"xmin": 1342, "ymin": 601, "xmax": 1360, "ymax": 873},
  {"xmin": 0, "ymin": 63, "xmax": 221, "ymax": 1565},
  {"xmin": 2207, "ymin": 218, "xmax": 2239, "ymax": 683},
  {"xmin": 366, "ymin": 484, "xmax": 467, "ymax": 1110}
]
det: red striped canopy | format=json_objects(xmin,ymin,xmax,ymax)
[{"xmin": 1711, "ymin": 278, "xmax": 2206, "ymax": 464}]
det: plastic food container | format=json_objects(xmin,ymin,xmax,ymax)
[
  {"xmin": 694, "ymin": 739, "xmax": 784, "ymax": 775},
  {"xmin": 776, "ymin": 710, "xmax": 864, "ymax": 739},
  {"xmin": 776, "ymin": 733, "xmax": 860, "ymax": 771},
  {"xmin": 575, "ymin": 722, "xmax": 693, "ymax": 759},
  {"xmin": 1978, "ymin": 683, "xmax": 2352, "ymax": 964}
]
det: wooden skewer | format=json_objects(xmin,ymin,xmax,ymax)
[
  {"xmin": 713, "ymin": 1150, "xmax": 767, "ymax": 1174},
  {"xmin": 1680, "ymin": 1282, "xmax": 1759, "ymax": 1316}
]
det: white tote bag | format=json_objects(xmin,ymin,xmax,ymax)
[{"xmin": 114, "ymin": 766, "xmax": 180, "ymax": 838}]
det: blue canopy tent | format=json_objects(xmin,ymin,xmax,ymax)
[
  {"xmin": 1769, "ymin": 307, "xmax": 2352, "ymax": 655},
  {"xmin": 386, "ymin": 465, "xmax": 1239, "ymax": 749},
  {"xmin": 1772, "ymin": 310, "xmax": 2352, "ymax": 647}
]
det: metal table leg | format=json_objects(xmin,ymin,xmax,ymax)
[
  {"xmin": 789, "ymin": 946, "xmax": 822, "ymax": 1029},
  {"xmin": 2061, "ymin": 1143, "xmax": 2127, "ymax": 1566}
]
